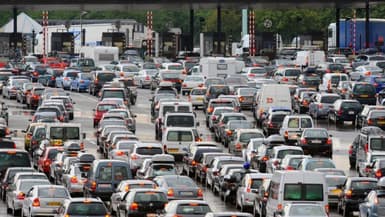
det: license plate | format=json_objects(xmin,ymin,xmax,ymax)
[
  {"xmin": 312, "ymin": 140, "xmax": 322, "ymax": 144},
  {"xmin": 197, "ymin": 97, "xmax": 203, "ymax": 100},
  {"xmin": 167, "ymin": 148, "xmax": 179, "ymax": 153},
  {"xmin": 180, "ymin": 191, "xmax": 194, "ymax": 196},
  {"xmin": 47, "ymin": 202, "xmax": 61, "ymax": 206},
  {"xmin": 98, "ymin": 184, "xmax": 111, "ymax": 188},
  {"xmin": 348, "ymin": 111, "xmax": 355, "ymax": 115},
  {"xmin": 147, "ymin": 214, "xmax": 157, "ymax": 217},
  {"xmin": 360, "ymin": 95, "xmax": 368, "ymax": 98},
  {"xmin": 51, "ymin": 139, "xmax": 63, "ymax": 146},
  {"xmin": 331, "ymin": 189, "xmax": 342, "ymax": 195},
  {"xmin": 379, "ymin": 121, "xmax": 385, "ymax": 124}
]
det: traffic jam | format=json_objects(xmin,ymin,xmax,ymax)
[{"xmin": 1, "ymin": 50, "xmax": 385, "ymax": 217}]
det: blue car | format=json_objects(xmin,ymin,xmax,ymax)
[
  {"xmin": 70, "ymin": 72, "xmax": 92, "ymax": 92},
  {"xmin": 56, "ymin": 70, "xmax": 80, "ymax": 90},
  {"xmin": 364, "ymin": 75, "xmax": 385, "ymax": 93},
  {"xmin": 359, "ymin": 190, "xmax": 385, "ymax": 217}
]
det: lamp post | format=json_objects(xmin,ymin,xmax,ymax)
[{"xmin": 80, "ymin": 11, "xmax": 88, "ymax": 46}]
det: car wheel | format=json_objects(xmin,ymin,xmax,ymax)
[
  {"xmin": 253, "ymin": 202, "xmax": 260, "ymax": 217},
  {"xmin": 343, "ymin": 205, "xmax": 350, "ymax": 217},
  {"xmin": 140, "ymin": 81, "xmax": 143, "ymax": 88},
  {"xmin": 77, "ymin": 85, "xmax": 80, "ymax": 93}
]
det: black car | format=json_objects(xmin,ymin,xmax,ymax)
[
  {"xmin": 261, "ymin": 111, "xmax": 288, "ymax": 136},
  {"xmin": 296, "ymin": 73, "xmax": 321, "ymax": 90},
  {"xmin": 296, "ymin": 128, "xmax": 333, "ymax": 157},
  {"xmin": 37, "ymin": 68, "xmax": 63, "ymax": 87},
  {"xmin": 88, "ymin": 71, "xmax": 116, "ymax": 96},
  {"xmin": 349, "ymin": 82, "xmax": 377, "ymax": 105},
  {"xmin": 329, "ymin": 99, "xmax": 362, "ymax": 126},
  {"xmin": 349, "ymin": 135, "xmax": 359, "ymax": 168},
  {"xmin": 203, "ymin": 85, "xmax": 231, "ymax": 111},
  {"xmin": 337, "ymin": 177, "xmax": 377, "ymax": 217},
  {"xmin": 253, "ymin": 135, "xmax": 284, "ymax": 172}
]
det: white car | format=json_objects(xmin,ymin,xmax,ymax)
[
  {"xmin": 351, "ymin": 65, "xmax": 383, "ymax": 81},
  {"xmin": 181, "ymin": 75, "xmax": 205, "ymax": 95},
  {"xmin": 134, "ymin": 69, "xmax": 158, "ymax": 88},
  {"xmin": 189, "ymin": 87, "xmax": 207, "ymax": 109},
  {"xmin": 241, "ymin": 67, "xmax": 267, "ymax": 80},
  {"xmin": 114, "ymin": 63, "xmax": 140, "ymax": 78}
]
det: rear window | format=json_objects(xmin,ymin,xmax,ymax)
[
  {"xmin": 229, "ymin": 122, "xmax": 253, "ymax": 130},
  {"xmin": 240, "ymin": 88, "xmax": 257, "ymax": 95},
  {"xmin": 251, "ymin": 179, "xmax": 264, "ymax": 189},
  {"xmin": 326, "ymin": 177, "xmax": 346, "ymax": 187},
  {"xmin": 331, "ymin": 76, "xmax": 347, "ymax": 84},
  {"xmin": 284, "ymin": 184, "xmax": 323, "ymax": 201},
  {"xmin": 285, "ymin": 69, "xmax": 300, "ymax": 76},
  {"xmin": 176, "ymin": 204, "xmax": 211, "ymax": 214},
  {"xmin": 370, "ymin": 138, "xmax": 385, "ymax": 151},
  {"xmin": 277, "ymin": 150, "xmax": 303, "ymax": 159},
  {"xmin": 161, "ymin": 73, "xmax": 180, "ymax": 79},
  {"xmin": 67, "ymin": 202, "xmax": 107, "ymax": 215},
  {"xmin": 210, "ymin": 86, "xmax": 230, "ymax": 94},
  {"xmin": 178, "ymin": 106, "xmax": 191, "ymax": 113},
  {"xmin": 166, "ymin": 116, "xmax": 194, "ymax": 127},
  {"xmin": 166, "ymin": 177, "xmax": 195, "ymax": 187},
  {"xmin": 250, "ymin": 68, "xmax": 266, "ymax": 74},
  {"xmin": 351, "ymin": 181, "xmax": 377, "ymax": 190},
  {"xmin": 20, "ymin": 180, "xmax": 50, "ymax": 192},
  {"xmin": 0, "ymin": 152, "xmax": 31, "ymax": 170},
  {"xmin": 303, "ymin": 130, "xmax": 328, "ymax": 138},
  {"xmin": 166, "ymin": 131, "xmax": 193, "ymax": 142},
  {"xmin": 50, "ymin": 127, "xmax": 80, "ymax": 140},
  {"xmin": 136, "ymin": 147, "xmax": 163, "ymax": 155},
  {"xmin": 223, "ymin": 116, "xmax": 246, "ymax": 124},
  {"xmin": 66, "ymin": 72, "xmax": 78, "ymax": 78},
  {"xmin": 353, "ymin": 84, "xmax": 376, "ymax": 94},
  {"xmin": 134, "ymin": 192, "xmax": 168, "ymax": 202},
  {"xmin": 240, "ymin": 133, "xmax": 264, "ymax": 143},
  {"xmin": 329, "ymin": 64, "xmax": 344, "ymax": 71},
  {"xmin": 48, "ymin": 149, "xmax": 61, "ymax": 159},
  {"xmin": 98, "ymin": 165, "xmax": 129, "ymax": 181},
  {"xmin": 80, "ymin": 74, "xmax": 92, "ymax": 80},
  {"xmin": 341, "ymin": 102, "xmax": 361, "ymax": 110},
  {"xmin": 321, "ymin": 96, "xmax": 340, "ymax": 104},
  {"xmin": 97, "ymin": 104, "xmax": 117, "ymax": 112},
  {"xmin": 289, "ymin": 158, "xmax": 304, "ymax": 168},
  {"xmin": 153, "ymin": 165, "xmax": 177, "ymax": 176},
  {"xmin": 97, "ymin": 73, "xmax": 115, "ymax": 81},
  {"xmin": 287, "ymin": 118, "xmax": 312, "ymax": 128},
  {"xmin": 305, "ymin": 160, "xmax": 335, "ymax": 170},
  {"xmin": 103, "ymin": 90, "xmax": 124, "ymax": 99},
  {"xmin": 289, "ymin": 205, "xmax": 325, "ymax": 216},
  {"xmin": 272, "ymin": 114, "xmax": 287, "ymax": 122},
  {"xmin": 191, "ymin": 89, "xmax": 206, "ymax": 95},
  {"xmin": 38, "ymin": 187, "xmax": 69, "ymax": 198},
  {"xmin": 369, "ymin": 111, "xmax": 385, "ymax": 119}
]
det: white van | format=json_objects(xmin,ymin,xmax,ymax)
[
  {"xmin": 266, "ymin": 171, "xmax": 328, "ymax": 217},
  {"xmin": 253, "ymin": 84, "xmax": 292, "ymax": 125},
  {"xmin": 295, "ymin": 50, "xmax": 325, "ymax": 67},
  {"xmin": 199, "ymin": 57, "xmax": 245, "ymax": 78},
  {"xmin": 162, "ymin": 127, "xmax": 197, "ymax": 159},
  {"xmin": 319, "ymin": 73, "xmax": 349, "ymax": 93},
  {"xmin": 79, "ymin": 46, "xmax": 119, "ymax": 66}
]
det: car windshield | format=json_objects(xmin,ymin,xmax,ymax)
[
  {"xmin": 331, "ymin": 76, "xmax": 347, "ymax": 84},
  {"xmin": 134, "ymin": 192, "xmax": 168, "ymax": 202},
  {"xmin": 206, "ymin": 79, "xmax": 225, "ymax": 86},
  {"xmin": 351, "ymin": 181, "xmax": 377, "ymax": 190},
  {"xmin": 354, "ymin": 84, "xmax": 375, "ymax": 94},
  {"xmin": 13, "ymin": 80, "xmax": 30, "ymax": 88},
  {"xmin": 122, "ymin": 66, "xmax": 139, "ymax": 72},
  {"xmin": 0, "ymin": 73, "xmax": 11, "ymax": 81},
  {"xmin": 176, "ymin": 204, "xmax": 211, "ymax": 214},
  {"xmin": 289, "ymin": 205, "xmax": 325, "ymax": 216},
  {"xmin": 284, "ymin": 183, "xmax": 323, "ymax": 201},
  {"xmin": 289, "ymin": 158, "xmax": 304, "ymax": 168},
  {"xmin": 66, "ymin": 72, "xmax": 78, "ymax": 78},
  {"xmin": 78, "ymin": 59, "xmax": 95, "ymax": 67},
  {"xmin": 250, "ymin": 68, "xmax": 266, "ymax": 74},
  {"xmin": 0, "ymin": 152, "xmax": 31, "ymax": 170},
  {"xmin": 161, "ymin": 73, "xmax": 180, "ymax": 79},
  {"xmin": 118, "ymin": 142, "xmax": 136, "ymax": 150},
  {"xmin": 98, "ymin": 165, "xmax": 129, "ymax": 181},
  {"xmin": 225, "ymin": 77, "xmax": 248, "ymax": 85},
  {"xmin": 166, "ymin": 177, "xmax": 195, "ymax": 187},
  {"xmin": 166, "ymin": 131, "xmax": 193, "ymax": 142},
  {"xmin": 152, "ymin": 165, "xmax": 177, "ymax": 176},
  {"xmin": 305, "ymin": 160, "xmax": 335, "ymax": 170},
  {"xmin": 229, "ymin": 122, "xmax": 253, "ymax": 130},
  {"xmin": 223, "ymin": 116, "xmax": 246, "ymax": 124},
  {"xmin": 143, "ymin": 63, "xmax": 157, "ymax": 69},
  {"xmin": 97, "ymin": 104, "xmax": 117, "ymax": 112},
  {"xmin": 67, "ymin": 202, "xmax": 107, "ymax": 215},
  {"xmin": 38, "ymin": 187, "xmax": 69, "ymax": 198},
  {"xmin": 240, "ymin": 88, "xmax": 256, "ymax": 95},
  {"xmin": 191, "ymin": 89, "xmax": 206, "ymax": 95},
  {"xmin": 370, "ymin": 138, "xmax": 385, "ymax": 151},
  {"xmin": 335, "ymin": 58, "xmax": 350, "ymax": 64},
  {"xmin": 329, "ymin": 64, "xmax": 344, "ymax": 71},
  {"xmin": 304, "ymin": 130, "xmax": 328, "ymax": 138},
  {"xmin": 240, "ymin": 133, "xmax": 264, "ymax": 143},
  {"xmin": 341, "ymin": 102, "xmax": 361, "ymax": 110},
  {"xmin": 321, "ymin": 96, "xmax": 340, "ymax": 104},
  {"xmin": 98, "ymin": 73, "xmax": 115, "ymax": 81},
  {"xmin": 49, "ymin": 127, "xmax": 80, "ymax": 140},
  {"xmin": 80, "ymin": 74, "xmax": 92, "ymax": 80},
  {"xmin": 20, "ymin": 180, "xmax": 50, "ymax": 192},
  {"xmin": 167, "ymin": 65, "xmax": 183, "ymax": 70},
  {"xmin": 272, "ymin": 114, "xmax": 287, "ymax": 122},
  {"xmin": 369, "ymin": 111, "xmax": 385, "ymax": 119},
  {"xmin": 185, "ymin": 76, "xmax": 204, "ymax": 82},
  {"xmin": 136, "ymin": 147, "xmax": 163, "ymax": 155},
  {"xmin": 250, "ymin": 179, "xmax": 264, "ymax": 189}
]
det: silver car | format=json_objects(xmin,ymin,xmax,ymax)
[
  {"xmin": 308, "ymin": 93, "xmax": 341, "ymax": 119},
  {"xmin": 189, "ymin": 87, "xmax": 207, "ymax": 109},
  {"xmin": 181, "ymin": 75, "xmax": 205, "ymax": 95},
  {"xmin": 6, "ymin": 179, "xmax": 50, "ymax": 215},
  {"xmin": 164, "ymin": 200, "xmax": 212, "ymax": 217},
  {"xmin": 21, "ymin": 185, "xmax": 70, "ymax": 217},
  {"xmin": 54, "ymin": 197, "xmax": 109, "ymax": 217},
  {"xmin": 134, "ymin": 69, "xmax": 158, "ymax": 88},
  {"xmin": 154, "ymin": 175, "xmax": 203, "ymax": 200},
  {"xmin": 61, "ymin": 163, "xmax": 90, "ymax": 195},
  {"xmin": 109, "ymin": 139, "xmax": 138, "ymax": 160},
  {"xmin": 105, "ymin": 108, "xmax": 137, "ymax": 134},
  {"xmin": 129, "ymin": 142, "xmax": 164, "ymax": 173}
]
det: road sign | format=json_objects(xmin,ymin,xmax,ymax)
[{"xmin": 264, "ymin": 19, "xmax": 272, "ymax": 29}]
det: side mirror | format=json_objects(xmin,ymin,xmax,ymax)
[
  {"xmin": 21, "ymin": 130, "xmax": 27, "ymax": 133},
  {"xmin": 92, "ymin": 109, "xmax": 95, "ymax": 111},
  {"xmin": 329, "ymin": 134, "xmax": 333, "ymax": 137},
  {"xmin": 196, "ymin": 122, "xmax": 200, "ymax": 127},
  {"xmin": 149, "ymin": 98, "xmax": 153, "ymax": 102}
]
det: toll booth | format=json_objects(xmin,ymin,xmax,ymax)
[
  {"xmin": 51, "ymin": 32, "xmax": 74, "ymax": 54},
  {"xmin": 0, "ymin": 33, "xmax": 23, "ymax": 58},
  {"xmin": 102, "ymin": 32, "xmax": 126, "ymax": 54},
  {"xmin": 200, "ymin": 32, "xmax": 226, "ymax": 56}
]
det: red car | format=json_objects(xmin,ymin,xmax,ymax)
[
  {"xmin": 93, "ymin": 102, "xmax": 119, "ymax": 128},
  {"xmin": 26, "ymin": 87, "xmax": 45, "ymax": 109},
  {"xmin": 37, "ymin": 146, "xmax": 63, "ymax": 175}
]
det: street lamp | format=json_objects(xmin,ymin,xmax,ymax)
[{"xmin": 80, "ymin": 11, "xmax": 88, "ymax": 46}]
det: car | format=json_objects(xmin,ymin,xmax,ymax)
[
  {"xmin": 49, "ymin": 95, "xmax": 75, "ymax": 120},
  {"xmin": 110, "ymin": 180, "xmax": 156, "ymax": 216},
  {"xmin": 26, "ymin": 87, "xmax": 45, "ymax": 109},
  {"xmin": 88, "ymin": 70, "xmax": 116, "ymax": 96},
  {"xmin": 293, "ymin": 90, "xmax": 317, "ymax": 114},
  {"xmin": 61, "ymin": 162, "xmax": 91, "ymax": 196},
  {"xmin": 296, "ymin": 73, "xmax": 321, "ymax": 90},
  {"xmin": 359, "ymin": 109, "xmax": 385, "ymax": 130},
  {"xmin": 134, "ymin": 68, "xmax": 158, "ymax": 88},
  {"xmin": 337, "ymin": 177, "xmax": 378, "ymax": 217},
  {"xmin": 208, "ymin": 107, "xmax": 235, "ymax": 132},
  {"xmin": 136, "ymin": 154, "xmax": 178, "ymax": 180},
  {"xmin": 116, "ymin": 189, "xmax": 168, "ymax": 217},
  {"xmin": 164, "ymin": 200, "xmax": 212, "ymax": 217},
  {"xmin": 93, "ymin": 101, "xmax": 121, "ymax": 128},
  {"xmin": 359, "ymin": 188, "xmax": 385, "ymax": 217},
  {"xmin": 279, "ymin": 154, "xmax": 311, "ymax": 171},
  {"xmin": 351, "ymin": 65, "xmax": 383, "ymax": 81},
  {"xmin": 154, "ymin": 175, "xmax": 203, "ymax": 200},
  {"xmin": 356, "ymin": 106, "xmax": 385, "ymax": 129},
  {"xmin": 273, "ymin": 67, "xmax": 301, "ymax": 84},
  {"xmin": 128, "ymin": 142, "xmax": 164, "ymax": 174},
  {"xmin": 366, "ymin": 158, "xmax": 385, "ymax": 179},
  {"xmin": 275, "ymin": 203, "xmax": 329, "ymax": 217},
  {"xmin": 261, "ymin": 111, "xmax": 289, "ymax": 136},
  {"xmin": 15, "ymin": 82, "xmax": 34, "ymax": 104},
  {"xmin": 2, "ymin": 77, "xmax": 30, "ymax": 100},
  {"xmin": 55, "ymin": 69, "xmax": 80, "ymax": 90},
  {"xmin": 38, "ymin": 68, "xmax": 63, "ymax": 87},
  {"xmin": 189, "ymin": 87, "xmax": 207, "ymax": 109},
  {"xmin": 0, "ymin": 167, "xmax": 35, "ymax": 202},
  {"xmin": 297, "ymin": 158, "xmax": 336, "ymax": 171},
  {"xmin": 242, "ymin": 138, "xmax": 265, "ymax": 163},
  {"xmin": 70, "ymin": 72, "xmax": 92, "ymax": 92},
  {"xmin": 241, "ymin": 67, "xmax": 268, "ymax": 80},
  {"xmin": 213, "ymin": 113, "xmax": 248, "ymax": 145},
  {"xmin": 328, "ymin": 99, "xmax": 362, "ymax": 126},
  {"xmin": 55, "ymin": 197, "xmax": 109, "ymax": 217},
  {"xmin": 348, "ymin": 82, "xmax": 377, "ymax": 105},
  {"xmin": 325, "ymin": 174, "xmax": 347, "ymax": 206},
  {"xmin": 335, "ymin": 81, "xmax": 353, "ymax": 99},
  {"xmin": 363, "ymin": 75, "xmax": 385, "ymax": 93},
  {"xmin": 204, "ymin": 85, "xmax": 231, "ymax": 110},
  {"xmin": 236, "ymin": 87, "xmax": 257, "ymax": 109},
  {"xmin": 183, "ymin": 146, "xmax": 222, "ymax": 178},
  {"xmin": 228, "ymin": 129, "xmax": 264, "ymax": 156},
  {"xmin": 204, "ymin": 212, "xmax": 253, "ymax": 217},
  {"xmin": 279, "ymin": 114, "xmax": 314, "ymax": 144},
  {"xmin": 206, "ymin": 156, "xmax": 244, "ymax": 191},
  {"xmin": 6, "ymin": 179, "xmax": 50, "ymax": 216},
  {"xmin": 114, "ymin": 63, "xmax": 140, "ymax": 78},
  {"xmin": 21, "ymin": 185, "xmax": 70, "ymax": 217},
  {"xmin": 308, "ymin": 93, "xmax": 341, "ymax": 119},
  {"xmin": 181, "ymin": 75, "xmax": 205, "ymax": 95},
  {"xmin": 296, "ymin": 128, "xmax": 333, "ymax": 157},
  {"xmin": 236, "ymin": 173, "xmax": 273, "ymax": 212},
  {"xmin": 195, "ymin": 152, "xmax": 232, "ymax": 184},
  {"xmin": 265, "ymin": 145, "xmax": 304, "ymax": 173}
]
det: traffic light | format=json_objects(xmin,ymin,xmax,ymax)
[
  {"xmin": 22, "ymin": 35, "xmax": 27, "ymax": 54},
  {"xmin": 172, "ymin": 34, "xmax": 176, "ymax": 48}
]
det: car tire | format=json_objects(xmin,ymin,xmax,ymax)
[
  {"xmin": 343, "ymin": 205, "xmax": 350, "ymax": 217},
  {"xmin": 77, "ymin": 85, "xmax": 80, "ymax": 93}
]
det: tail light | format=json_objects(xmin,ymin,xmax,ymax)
[
  {"xmin": 130, "ymin": 202, "xmax": 139, "ymax": 211},
  {"xmin": 124, "ymin": 185, "xmax": 130, "ymax": 192},
  {"xmin": 192, "ymin": 160, "xmax": 196, "ymax": 166},
  {"xmin": 318, "ymin": 103, "xmax": 323, "ymax": 109},
  {"xmin": 281, "ymin": 77, "xmax": 288, "ymax": 82},
  {"xmin": 326, "ymin": 69, "xmax": 331, "ymax": 73},
  {"xmin": 365, "ymin": 71, "xmax": 371, "ymax": 76},
  {"xmin": 203, "ymin": 166, "xmax": 208, "ymax": 173},
  {"xmin": 32, "ymin": 198, "xmax": 40, "ymax": 207},
  {"xmin": 273, "ymin": 160, "xmax": 280, "ymax": 166},
  {"xmin": 32, "ymin": 95, "xmax": 40, "ymax": 99},
  {"xmin": 239, "ymin": 96, "xmax": 245, "ymax": 102},
  {"xmin": 94, "ymin": 79, "xmax": 99, "ymax": 84},
  {"xmin": 131, "ymin": 154, "xmax": 138, "ymax": 160},
  {"xmin": 197, "ymin": 188, "xmax": 203, "ymax": 197},
  {"xmin": 207, "ymin": 107, "xmax": 213, "ymax": 113},
  {"xmin": 268, "ymin": 122, "xmax": 274, "ymax": 128},
  {"xmin": 235, "ymin": 143, "xmax": 242, "ymax": 150},
  {"xmin": 64, "ymin": 77, "xmax": 70, "ymax": 81},
  {"xmin": 91, "ymin": 181, "xmax": 97, "ymax": 191},
  {"xmin": 286, "ymin": 166, "xmax": 294, "ymax": 170},
  {"xmin": 167, "ymin": 188, "xmax": 174, "ymax": 197},
  {"xmin": 116, "ymin": 151, "xmax": 125, "ymax": 156},
  {"xmin": 277, "ymin": 204, "xmax": 283, "ymax": 211},
  {"xmin": 44, "ymin": 159, "xmax": 51, "ymax": 167},
  {"xmin": 71, "ymin": 176, "xmax": 78, "ymax": 183},
  {"xmin": 17, "ymin": 192, "xmax": 25, "ymax": 200},
  {"xmin": 368, "ymin": 119, "xmax": 373, "ymax": 125},
  {"xmin": 337, "ymin": 109, "xmax": 343, "ymax": 116},
  {"xmin": 325, "ymin": 204, "xmax": 329, "ymax": 214},
  {"xmin": 302, "ymin": 100, "xmax": 308, "ymax": 106},
  {"xmin": 349, "ymin": 145, "xmax": 353, "ymax": 155},
  {"xmin": 163, "ymin": 145, "xmax": 167, "ymax": 152},
  {"xmin": 213, "ymin": 171, "xmax": 219, "ymax": 176},
  {"xmin": 376, "ymin": 169, "xmax": 382, "ymax": 178},
  {"xmin": 373, "ymin": 83, "xmax": 379, "ymax": 87},
  {"xmin": 59, "ymin": 116, "xmax": 64, "ymax": 121},
  {"xmin": 365, "ymin": 143, "xmax": 369, "ymax": 153},
  {"xmin": 326, "ymin": 138, "xmax": 332, "ymax": 145},
  {"xmin": 188, "ymin": 95, "xmax": 191, "ymax": 101},
  {"xmin": 182, "ymin": 84, "xmax": 187, "ymax": 87},
  {"xmin": 284, "ymin": 131, "xmax": 288, "ymax": 138},
  {"xmin": 302, "ymin": 81, "xmax": 307, "ymax": 85},
  {"xmin": 145, "ymin": 75, "xmax": 150, "ymax": 80},
  {"xmin": 33, "ymin": 72, "xmax": 38, "ymax": 76},
  {"xmin": 211, "ymin": 116, "xmax": 217, "ymax": 121},
  {"xmin": 226, "ymin": 130, "xmax": 233, "ymax": 136},
  {"xmin": 262, "ymin": 156, "xmax": 269, "ymax": 162},
  {"xmin": 26, "ymin": 133, "xmax": 32, "ymax": 140},
  {"xmin": 80, "ymin": 80, "xmax": 85, "ymax": 83},
  {"xmin": 345, "ymin": 189, "xmax": 352, "ymax": 199},
  {"xmin": 195, "ymin": 137, "xmax": 202, "ymax": 142}
]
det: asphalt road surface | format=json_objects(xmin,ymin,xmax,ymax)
[{"xmin": 0, "ymin": 87, "xmax": 360, "ymax": 217}]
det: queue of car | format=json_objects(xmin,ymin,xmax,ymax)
[{"xmin": 3, "ymin": 52, "xmax": 385, "ymax": 217}]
